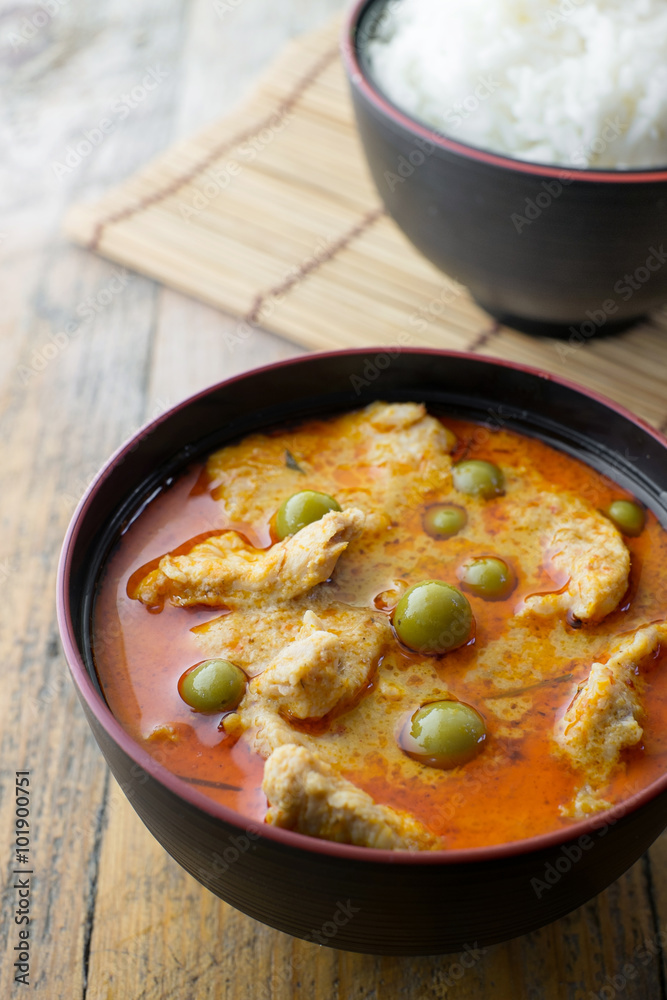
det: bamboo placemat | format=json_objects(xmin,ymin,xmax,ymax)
[{"xmin": 65, "ymin": 18, "xmax": 667, "ymax": 431}]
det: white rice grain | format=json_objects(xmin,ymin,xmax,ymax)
[{"xmin": 364, "ymin": 0, "xmax": 667, "ymax": 168}]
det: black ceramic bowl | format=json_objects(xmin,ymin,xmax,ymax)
[
  {"xmin": 342, "ymin": 0, "xmax": 667, "ymax": 335},
  {"xmin": 58, "ymin": 350, "xmax": 667, "ymax": 955}
]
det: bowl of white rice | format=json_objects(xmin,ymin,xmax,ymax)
[{"xmin": 341, "ymin": 0, "xmax": 667, "ymax": 334}]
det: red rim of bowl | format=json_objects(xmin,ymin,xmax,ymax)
[
  {"xmin": 341, "ymin": 0, "xmax": 667, "ymax": 184},
  {"xmin": 57, "ymin": 347, "xmax": 667, "ymax": 866}
]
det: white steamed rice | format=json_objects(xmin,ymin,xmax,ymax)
[{"xmin": 364, "ymin": 0, "xmax": 667, "ymax": 169}]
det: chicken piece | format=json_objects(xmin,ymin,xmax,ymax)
[
  {"xmin": 240, "ymin": 699, "xmax": 307, "ymax": 757},
  {"xmin": 566, "ymin": 786, "xmax": 613, "ymax": 818},
  {"xmin": 205, "ymin": 401, "xmax": 454, "ymax": 525},
  {"xmin": 195, "ymin": 606, "xmax": 308, "ymax": 675},
  {"xmin": 364, "ymin": 401, "xmax": 428, "ymax": 432},
  {"xmin": 134, "ymin": 508, "xmax": 365, "ymax": 608},
  {"xmin": 346, "ymin": 402, "xmax": 455, "ymax": 520},
  {"xmin": 557, "ymin": 622, "xmax": 667, "ymax": 815},
  {"xmin": 195, "ymin": 601, "xmax": 389, "ymax": 675},
  {"xmin": 250, "ymin": 614, "xmax": 341, "ymax": 720},
  {"xmin": 229, "ymin": 605, "xmax": 390, "ymax": 755},
  {"xmin": 249, "ymin": 609, "xmax": 389, "ymax": 720},
  {"xmin": 521, "ymin": 502, "xmax": 630, "ymax": 624},
  {"xmin": 361, "ymin": 401, "xmax": 456, "ymax": 470},
  {"xmin": 262, "ymin": 744, "xmax": 442, "ymax": 850}
]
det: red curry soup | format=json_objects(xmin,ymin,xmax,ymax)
[{"xmin": 93, "ymin": 402, "xmax": 667, "ymax": 851}]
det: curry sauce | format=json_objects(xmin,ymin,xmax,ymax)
[{"xmin": 93, "ymin": 409, "xmax": 667, "ymax": 849}]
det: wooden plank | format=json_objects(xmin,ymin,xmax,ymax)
[{"xmin": 0, "ymin": 0, "xmax": 201, "ymax": 996}]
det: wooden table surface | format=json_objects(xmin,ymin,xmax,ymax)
[{"xmin": 3, "ymin": 1, "xmax": 667, "ymax": 997}]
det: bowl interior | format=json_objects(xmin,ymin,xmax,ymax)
[{"xmin": 63, "ymin": 349, "xmax": 667, "ymax": 857}]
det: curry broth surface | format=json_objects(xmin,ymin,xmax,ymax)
[{"xmin": 93, "ymin": 416, "xmax": 667, "ymax": 848}]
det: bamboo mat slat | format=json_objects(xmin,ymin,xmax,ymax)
[{"xmin": 64, "ymin": 17, "xmax": 667, "ymax": 431}]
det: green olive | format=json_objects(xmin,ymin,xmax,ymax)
[
  {"xmin": 452, "ymin": 460, "xmax": 504, "ymax": 499},
  {"xmin": 606, "ymin": 499, "xmax": 645, "ymax": 538},
  {"xmin": 179, "ymin": 659, "xmax": 246, "ymax": 713},
  {"xmin": 422, "ymin": 503, "xmax": 468, "ymax": 538},
  {"xmin": 401, "ymin": 700, "xmax": 487, "ymax": 769},
  {"xmin": 393, "ymin": 580, "xmax": 473, "ymax": 655},
  {"xmin": 275, "ymin": 490, "xmax": 341, "ymax": 539},
  {"xmin": 458, "ymin": 556, "xmax": 515, "ymax": 600}
]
